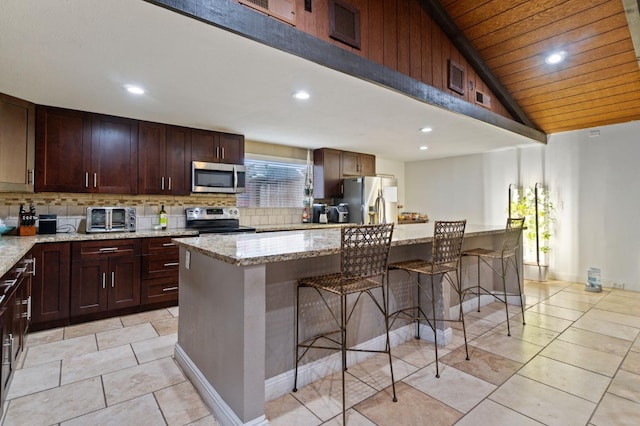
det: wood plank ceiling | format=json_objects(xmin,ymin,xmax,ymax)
[{"xmin": 439, "ymin": 0, "xmax": 640, "ymax": 134}]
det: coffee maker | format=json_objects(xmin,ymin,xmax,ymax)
[
  {"xmin": 328, "ymin": 203, "xmax": 349, "ymax": 223},
  {"xmin": 312, "ymin": 204, "xmax": 327, "ymax": 223}
]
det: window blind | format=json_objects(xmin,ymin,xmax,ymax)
[{"xmin": 237, "ymin": 158, "xmax": 306, "ymax": 208}]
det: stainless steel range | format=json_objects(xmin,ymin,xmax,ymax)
[{"xmin": 185, "ymin": 207, "xmax": 255, "ymax": 234}]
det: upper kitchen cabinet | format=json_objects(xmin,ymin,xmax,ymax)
[
  {"xmin": 36, "ymin": 106, "xmax": 138, "ymax": 193},
  {"xmin": 341, "ymin": 151, "xmax": 375, "ymax": 176},
  {"xmin": 313, "ymin": 148, "xmax": 342, "ymax": 199},
  {"xmin": 35, "ymin": 106, "xmax": 92, "ymax": 193},
  {"xmin": 138, "ymin": 122, "xmax": 190, "ymax": 195},
  {"xmin": 191, "ymin": 129, "xmax": 244, "ymax": 165},
  {"xmin": 0, "ymin": 94, "xmax": 35, "ymax": 192},
  {"xmin": 91, "ymin": 114, "xmax": 138, "ymax": 194},
  {"xmin": 313, "ymin": 148, "xmax": 376, "ymax": 199}
]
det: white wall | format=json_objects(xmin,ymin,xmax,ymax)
[{"xmin": 404, "ymin": 120, "xmax": 640, "ymax": 291}]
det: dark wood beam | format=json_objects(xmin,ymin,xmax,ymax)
[
  {"xmin": 419, "ymin": 0, "xmax": 537, "ymax": 129},
  {"xmin": 144, "ymin": 0, "xmax": 546, "ymax": 143}
]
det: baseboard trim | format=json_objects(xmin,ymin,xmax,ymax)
[{"xmin": 174, "ymin": 344, "xmax": 268, "ymax": 426}]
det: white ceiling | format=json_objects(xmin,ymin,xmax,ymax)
[{"xmin": 0, "ymin": 0, "xmax": 540, "ymax": 162}]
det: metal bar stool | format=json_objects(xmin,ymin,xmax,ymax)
[
  {"xmin": 387, "ymin": 220, "xmax": 467, "ymax": 378},
  {"xmin": 293, "ymin": 223, "xmax": 396, "ymax": 424},
  {"xmin": 462, "ymin": 217, "xmax": 526, "ymax": 336}
]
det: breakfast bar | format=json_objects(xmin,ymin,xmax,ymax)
[{"xmin": 172, "ymin": 223, "xmax": 521, "ymax": 426}]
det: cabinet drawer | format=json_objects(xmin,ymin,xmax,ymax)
[
  {"xmin": 142, "ymin": 237, "xmax": 179, "ymax": 255},
  {"xmin": 72, "ymin": 239, "xmax": 141, "ymax": 260},
  {"xmin": 141, "ymin": 277, "xmax": 178, "ymax": 305},
  {"xmin": 142, "ymin": 254, "xmax": 179, "ymax": 278}
]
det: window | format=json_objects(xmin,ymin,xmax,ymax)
[{"xmin": 237, "ymin": 156, "xmax": 307, "ymax": 208}]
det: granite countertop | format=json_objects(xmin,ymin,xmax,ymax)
[
  {"xmin": 173, "ymin": 223, "xmax": 505, "ymax": 266},
  {"xmin": 0, "ymin": 229, "xmax": 199, "ymax": 277}
]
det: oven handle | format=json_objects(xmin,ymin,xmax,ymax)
[{"xmin": 233, "ymin": 166, "xmax": 238, "ymax": 192}]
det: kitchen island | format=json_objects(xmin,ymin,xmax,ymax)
[{"xmin": 172, "ymin": 223, "xmax": 522, "ymax": 426}]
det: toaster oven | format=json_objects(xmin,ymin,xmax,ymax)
[{"xmin": 85, "ymin": 207, "xmax": 136, "ymax": 233}]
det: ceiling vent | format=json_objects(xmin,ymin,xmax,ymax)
[
  {"xmin": 329, "ymin": 0, "xmax": 361, "ymax": 49},
  {"xmin": 475, "ymin": 90, "xmax": 491, "ymax": 109}
]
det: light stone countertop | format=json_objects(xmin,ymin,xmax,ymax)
[
  {"xmin": 173, "ymin": 223, "xmax": 505, "ymax": 266},
  {"xmin": 0, "ymin": 229, "xmax": 199, "ymax": 277}
]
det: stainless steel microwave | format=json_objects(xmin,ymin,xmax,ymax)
[
  {"xmin": 191, "ymin": 161, "xmax": 246, "ymax": 193},
  {"xmin": 85, "ymin": 207, "xmax": 136, "ymax": 233}
]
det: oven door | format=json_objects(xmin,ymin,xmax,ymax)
[
  {"xmin": 86, "ymin": 208, "xmax": 107, "ymax": 232},
  {"xmin": 108, "ymin": 208, "xmax": 128, "ymax": 232},
  {"xmin": 191, "ymin": 161, "xmax": 246, "ymax": 193}
]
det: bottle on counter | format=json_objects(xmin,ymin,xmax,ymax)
[{"xmin": 159, "ymin": 205, "xmax": 168, "ymax": 230}]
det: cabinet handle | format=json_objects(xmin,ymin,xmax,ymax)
[
  {"xmin": 85, "ymin": 172, "xmax": 89, "ymax": 188},
  {"xmin": 162, "ymin": 286, "xmax": 178, "ymax": 292},
  {"xmin": 99, "ymin": 247, "xmax": 118, "ymax": 253},
  {"xmin": 162, "ymin": 243, "xmax": 176, "ymax": 247},
  {"xmin": 111, "ymin": 271, "xmax": 115, "ymax": 288},
  {"xmin": 161, "ymin": 176, "xmax": 165, "ymax": 190},
  {"xmin": 27, "ymin": 295, "xmax": 31, "ymax": 320},
  {"xmin": 221, "ymin": 147, "xmax": 225, "ymax": 159},
  {"xmin": 27, "ymin": 169, "xmax": 34, "ymax": 185},
  {"xmin": 216, "ymin": 146, "xmax": 220, "ymax": 158},
  {"xmin": 163, "ymin": 262, "xmax": 179, "ymax": 267},
  {"xmin": 93, "ymin": 173, "xmax": 97, "ymax": 188},
  {"xmin": 168, "ymin": 177, "xmax": 172, "ymax": 191},
  {"xmin": 102, "ymin": 272, "xmax": 106, "ymax": 289},
  {"xmin": 2, "ymin": 334, "xmax": 13, "ymax": 365},
  {"xmin": 4, "ymin": 279, "xmax": 17, "ymax": 287}
]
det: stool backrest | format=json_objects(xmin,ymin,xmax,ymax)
[
  {"xmin": 431, "ymin": 220, "xmax": 467, "ymax": 265},
  {"xmin": 341, "ymin": 223, "xmax": 394, "ymax": 279},
  {"xmin": 502, "ymin": 217, "xmax": 525, "ymax": 255}
]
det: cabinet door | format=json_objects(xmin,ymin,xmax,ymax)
[
  {"xmin": 31, "ymin": 243, "xmax": 70, "ymax": 325},
  {"xmin": 166, "ymin": 125, "xmax": 190, "ymax": 194},
  {"xmin": 313, "ymin": 148, "xmax": 342, "ymax": 199},
  {"xmin": 359, "ymin": 154, "xmax": 376, "ymax": 176},
  {"xmin": 0, "ymin": 94, "xmax": 35, "ymax": 192},
  {"xmin": 138, "ymin": 121, "xmax": 167, "ymax": 195},
  {"xmin": 11, "ymin": 280, "xmax": 24, "ymax": 361},
  {"xmin": 341, "ymin": 151, "xmax": 360, "ymax": 176},
  {"xmin": 108, "ymin": 255, "xmax": 141, "ymax": 310},
  {"xmin": 217, "ymin": 133, "xmax": 244, "ymax": 164},
  {"xmin": 91, "ymin": 114, "xmax": 138, "ymax": 194},
  {"xmin": 35, "ymin": 106, "xmax": 92, "ymax": 192},
  {"xmin": 70, "ymin": 259, "xmax": 108, "ymax": 316},
  {"xmin": 190, "ymin": 129, "xmax": 217, "ymax": 163},
  {"xmin": 0, "ymin": 307, "xmax": 11, "ymax": 407}
]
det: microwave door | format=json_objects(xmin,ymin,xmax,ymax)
[{"xmin": 90, "ymin": 209, "xmax": 108, "ymax": 231}]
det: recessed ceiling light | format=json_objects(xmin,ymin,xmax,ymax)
[
  {"xmin": 124, "ymin": 85, "xmax": 145, "ymax": 95},
  {"xmin": 292, "ymin": 91, "xmax": 310, "ymax": 100},
  {"xmin": 545, "ymin": 51, "xmax": 566, "ymax": 65},
  {"xmin": 419, "ymin": 146, "xmax": 428, "ymax": 151},
  {"xmin": 419, "ymin": 127, "xmax": 433, "ymax": 133}
]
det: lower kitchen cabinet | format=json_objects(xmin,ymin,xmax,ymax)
[
  {"xmin": 31, "ymin": 242, "xmax": 70, "ymax": 326},
  {"xmin": 1, "ymin": 252, "xmax": 33, "ymax": 411},
  {"xmin": 70, "ymin": 239, "xmax": 141, "ymax": 317},
  {"xmin": 141, "ymin": 237, "xmax": 179, "ymax": 305}
]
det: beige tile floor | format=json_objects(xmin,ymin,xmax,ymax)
[{"xmin": 3, "ymin": 280, "xmax": 640, "ymax": 425}]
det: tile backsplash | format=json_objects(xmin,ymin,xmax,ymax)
[{"xmin": 0, "ymin": 192, "xmax": 304, "ymax": 231}]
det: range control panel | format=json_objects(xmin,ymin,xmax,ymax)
[{"xmin": 185, "ymin": 207, "xmax": 240, "ymax": 221}]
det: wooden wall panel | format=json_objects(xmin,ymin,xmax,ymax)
[{"xmin": 285, "ymin": 0, "xmax": 513, "ymax": 121}]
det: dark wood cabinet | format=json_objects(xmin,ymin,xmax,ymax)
[
  {"xmin": 314, "ymin": 148, "xmax": 376, "ymax": 198},
  {"xmin": 191, "ymin": 129, "xmax": 244, "ymax": 165},
  {"xmin": 342, "ymin": 151, "xmax": 375, "ymax": 176},
  {"xmin": 91, "ymin": 114, "xmax": 138, "ymax": 194},
  {"xmin": 35, "ymin": 106, "xmax": 92, "ymax": 192},
  {"xmin": 138, "ymin": 123, "xmax": 190, "ymax": 195},
  {"xmin": 141, "ymin": 237, "xmax": 179, "ymax": 305},
  {"xmin": 31, "ymin": 242, "xmax": 70, "ymax": 326},
  {"xmin": 70, "ymin": 239, "xmax": 141, "ymax": 317},
  {"xmin": 36, "ymin": 106, "xmax": 138, "ymax": 193},
  {"xmin": 313, "ymin": 148, "xmax": 343, "ymax": 199},
  {"xmin": 0, "ymin": 93, "xmax": 35, "ymax": 192}
]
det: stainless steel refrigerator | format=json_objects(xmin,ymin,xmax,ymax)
[{"xmin": 340, "ymin": 176, "xmax": 398, "ymax": 224}]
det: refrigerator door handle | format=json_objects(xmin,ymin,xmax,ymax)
[{"xmin": 361, "ymin": 204, "xmax": 367, "ymax": 224}]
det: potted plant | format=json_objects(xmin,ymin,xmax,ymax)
[{"xmin": 510, "ymin": 183, "xmax": 554, "ymax": 281}]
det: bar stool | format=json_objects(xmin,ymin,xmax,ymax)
[
  {"xmin": 462, "ymin": 217, "xmax": 526, "ymax": 336},
  {"xmin": 293, "ymin": 223, "xmax": 396, "ymax": 424},
  {"xmin": 387, "ymin": 220, "xmax": 467, "ymax": 378}
]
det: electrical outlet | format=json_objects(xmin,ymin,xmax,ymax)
[{"xmin": 612, "ymin": 282, "xmax": 625, "ymax": 289}]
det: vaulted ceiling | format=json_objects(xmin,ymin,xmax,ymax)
[{"xmin": 439, "ymin": 0, "xmax": 640, "ymax": 134}]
